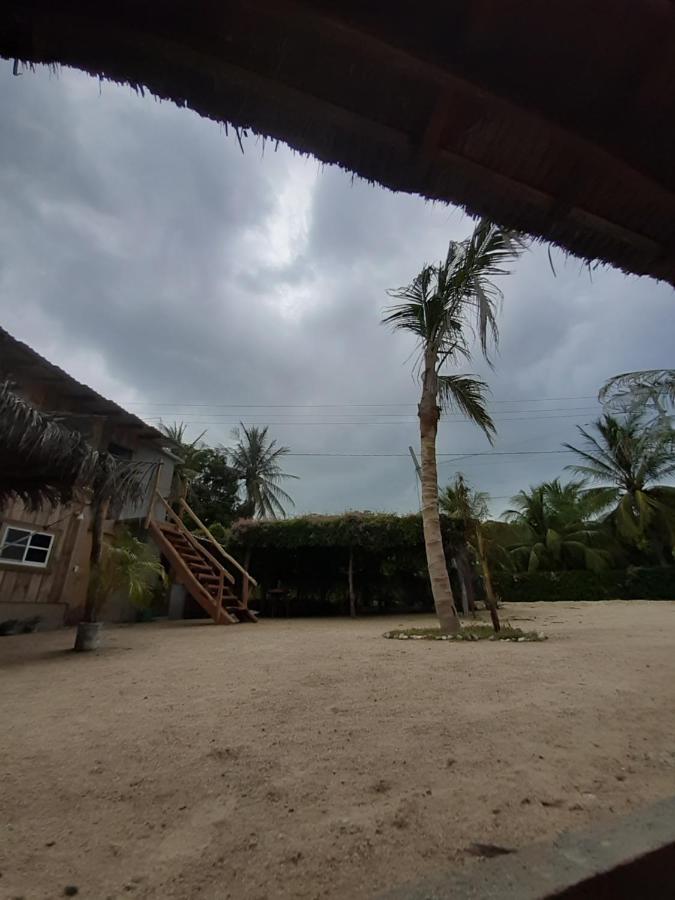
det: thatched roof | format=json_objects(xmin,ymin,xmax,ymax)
[
  {"xmin": 0, "ymin": 327, "xmax": 166, "ymax": 446},
  {"xmin": 0, "ymin": 381, "xmax": 159, "ymax": 511},
  {"xmin": 2, "ymin": 2, "xmax": 674, "ymax": 284},
  {"xmin": 0, "ymin": 381, "xmax": 98, "ymax": 509}
]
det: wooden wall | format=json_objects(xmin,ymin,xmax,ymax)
[{"xmin": 0, "ymin": 497, "xmax": 89, "ymax": 624}]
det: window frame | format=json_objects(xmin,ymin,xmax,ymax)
[{"xmin": 0, "ymin": 524, "xmax": 55, "ymax": 570}]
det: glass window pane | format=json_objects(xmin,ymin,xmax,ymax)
[
  {"xmin": 1, "ymin": 528, "xmax": 29, "ymax": 561},
  {"xmin": 1, "ymin": 543, "xmax": 25, "ymax": 561},
  {"xmin": 5, "ymin": 528, "xmax": 29, "ymax": 547},
  {"xmin": 25, "ymin": 547, "xmax": 48, "ymax": 564},
  {"xmin": 29, "ymin": 533, "xmax": 52, "ymax": 549}
]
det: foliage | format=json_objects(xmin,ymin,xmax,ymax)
[
  {"xmin": 565, "ymin": 414, "xmax": 675, "ymax": 564},
  {"xmin": 495, "ymin": 566, "xmax": 675, "ymax": 603},
  {"xmin": 0, "ymin": 380, "xmax": 156, "ymax": 514},
  {"xmin": 158, "ymin": 421, "xmax": 210, "ymax": 488},
  {"xmin": 383, "ymin": 624, "xmax": 545, "ymax": 641},
  {"xmin": 229, "ymin": 423, "xmax": 297, "ymax": 519},
  {"xmin": 189, "ymin": 447, "xmax": 245, "ymax": 527},
  {"xmin": 502, "ymin": 479, "xmax": 612, "ymax": 573},
  {"xmin": 600, "ymin": 369, "xmax": 675, "ymax": 425},
  {"xmin": 88, "ymin": 528, "xmax": 167, "ymax": 616},
  {"xmin": 228, "ymin": 513, "xmax": 464, "ymax": 617},
  {"xmin": 1, "ymin": 380, "xmax": 98, "ymax": 510},
  {"xmin": 383, "ymin": 219, "xmax": 525, "ymax": 366},
  {"xmin": 230, "ymin": 512, "xmax": 462, "ymax": 551},
  {"xmin": 440, "ymin": 474, "xmax": 489, "ymax": 527}
]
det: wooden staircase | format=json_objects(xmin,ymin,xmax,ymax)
[{"xmin": 147, "ymin": 493, "xmax": 258, "ymax": 625}]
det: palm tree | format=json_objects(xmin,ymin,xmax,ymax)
[
  {"xmin": 440, "ymin": 473, "xmax": 501, "ymax": 631},
  {"xmin": 229, "ymin": 424, "xmax": 297, "ymax": 518},
  {"xmin": 158, "ymin": 421, "xmax": 210, "ymax": 498},
  {"xmin": 79, "ymin": 528, "xmax": 166, "ymax": 650},
  {"xmin": 503, "ymin": 479, "xmax": 611, "ymax": 572},
  {"xmin": 599, "ymin": 369, "xmax": 675, "ymax": 426},
  {"xmin": 0, "ymin": 380, "xmax": 99, "ymax": 510},
  {"xmin": 383, "ymin": 219, "xmax": 524, "ymax": 633},
  {"xmin": 565, "ymin": 414, "xmax": 675, "ymax": 564}
]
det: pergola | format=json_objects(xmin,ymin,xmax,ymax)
[{"xmin": 1, "ymin": 1, "xmax": 674, "ymax": 284}]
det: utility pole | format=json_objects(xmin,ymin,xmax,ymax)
[
  {"xmin": 409, "ymin": 445, "xmax": 422, "ymax": 510},
  {"xmin": 408, "ymin": 445, "xmax": 422, "ymax": 481}
]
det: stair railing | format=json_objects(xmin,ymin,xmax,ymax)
[
  {"xmin": 178, "ymin": 498, "xmax": 258, "ymax": 608},
  {"xmin": 149, "ymin": 491, "xmax": 233, "ymax": 620}
]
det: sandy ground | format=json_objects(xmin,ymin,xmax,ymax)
[{"xmin": 1, "ymin": 601, "xmax": 675, "ymax": 900}]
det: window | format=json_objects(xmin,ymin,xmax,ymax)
[{"xmin": 0, "ymin": 526, "xmax": 54, "ymax": 568}]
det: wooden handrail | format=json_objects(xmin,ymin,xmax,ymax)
[
  {"xmin": 153, "ymin": 492, "xmax": 235, "ymax": 585},
  {"xmin": 179, "ymin": 499, "xmax": 259, "ymax": 587}
]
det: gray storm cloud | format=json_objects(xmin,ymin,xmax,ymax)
[{"xmin": 1, "ymin": 61, "xmax": 673, "ymax": 516}]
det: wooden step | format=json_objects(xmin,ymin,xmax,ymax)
[
  {"xmin": 226, "ymin": 606, "xmax": 259, "ymax": 623},
  {"xmin": 147, "ymin": 519, "xmax": 237, "ymax": 625}
]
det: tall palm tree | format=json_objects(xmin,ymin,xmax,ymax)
[
  {"xmin": 383, "ymin": 219, "xmax": 524, "ymax": 633},
  {"xmin": 565, "ymin": 414, "xmax": 675, "ymax": 564},
  {"xmin": 503, "ymin": 479, "xmax": 610, "ymax": 572},
  {"xmin": 229, "ymin": 424, "xmax": 297, "ymax": 519},
  {"xmin": 440, "ymin": 473, "xmax": 501, "ymax": 631}
]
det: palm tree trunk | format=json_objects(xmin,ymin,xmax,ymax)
[
  {"xmin": 419, "ymin": 357, "xmax": 460, "ymax": 635},
  {"xmin": 83, "ymin": 496, "xmax": 109, "ymax": 624},
  {"xmin": 476, "ymin": 525, "xmax": 501, "ymax": 632}
]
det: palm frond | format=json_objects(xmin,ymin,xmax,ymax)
[
  {"xmin": 438, "ymin": 374, "xmax": 495, "ymax": 442},
  {"xmin": 229, "ymin": 423, "xmax": 297, "ymax": 518}
]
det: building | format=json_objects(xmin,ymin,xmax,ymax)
[{"xmin": 0, "ymin": 327, "xmax": 176, "ymax": 627}]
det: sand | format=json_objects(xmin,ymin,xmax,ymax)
[{"xmin": 1, "ymin": 601, "xmax": 675, "ymax": 899}]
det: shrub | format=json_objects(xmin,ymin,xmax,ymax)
[
  {"xmin": 227, "ymin": 512, "xmax": 464, "ymax": 616},
  {"xmin": 494, "ymin": 566, "xmax": 675, "ymax": 603}
]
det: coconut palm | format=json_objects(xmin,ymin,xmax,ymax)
[
  {"xmin": 82, "ymin": 455, "xmax": 159, "ymax": 624},
  {"xmin": 440, "ymin": 473, "xmax": 501, "ymax": 630},
  {"xmin": 565, "ymin": 414, "xmax": 675, "ymax": 564},
  {"xmin": 503, "ymin": 479, "xmax": 611, "ymax": 572},
  {"xmin": 158, "ymin": 421, "xmax": 209, "ymax": 496},
  {"xmin": 229, "ymin": 424, "xmax": 297, "ymax": 519},
  {"xmin": 599, "ymin": 369, "xmax": 675, "ymax": 426},
  {"xmin": 0, "ymin": 380, "xmax": 99, "ymax": 510},
  {"xmin": 383, "ymin": 219, "xmax": 524, "ymax": 633}
]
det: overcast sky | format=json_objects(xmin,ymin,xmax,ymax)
[{"xmin": 1, "ymin": 61, "xmax": 673, "ymax": 517}]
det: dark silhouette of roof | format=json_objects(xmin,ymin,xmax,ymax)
[{"xmin": 2, "ymin": 1, "xmax": 674, "ymax": 284}]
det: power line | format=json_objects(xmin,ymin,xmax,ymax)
[
  {"xmin": 141, "ymin": 405, "xmax": 598, "ymax": 419},
  {"xmin": 284, "ymin": 450, "xmax": 574, "ymax": 458},
  {"xmin": 125, "ymin": 395, "xmax": 597, "ymax": 409},
  {"xmin": 141, "ymin": 413, "xmax": 598, "ymax": 426}
]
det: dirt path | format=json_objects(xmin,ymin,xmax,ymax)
[{"xmin": 2, "ymin": 601, "xmax": 675, "ymax": 899}]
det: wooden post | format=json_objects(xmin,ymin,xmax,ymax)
[
  {"xmin": 241, "ymin": 546, "xmax": 251, "ymax": 608},
  {"xmin": 144, "ymin": 462, "xmax": 163, "ymax": 529},
  {"xmin": 348, "ymin": 547, "xmax": 356, "ymax": 618},
  {"xmin": 477, "ymin": 525, "xmax": 501, "ymax": 632},
  {"xmin": 454, "ymin": 556, "xmax": 470, "ymax": 616}
]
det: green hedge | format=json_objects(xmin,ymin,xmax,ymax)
[
  {"xmin": 225, "ymin": 513, "xmax": 463, "ymax": 617},
  {"xmin": 494, "ymin": 567, "xmax": 675, "ymax": 603},
  {"xmin": 230, "ymin": 512, "xmax": 462, "ymax": 551}
]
